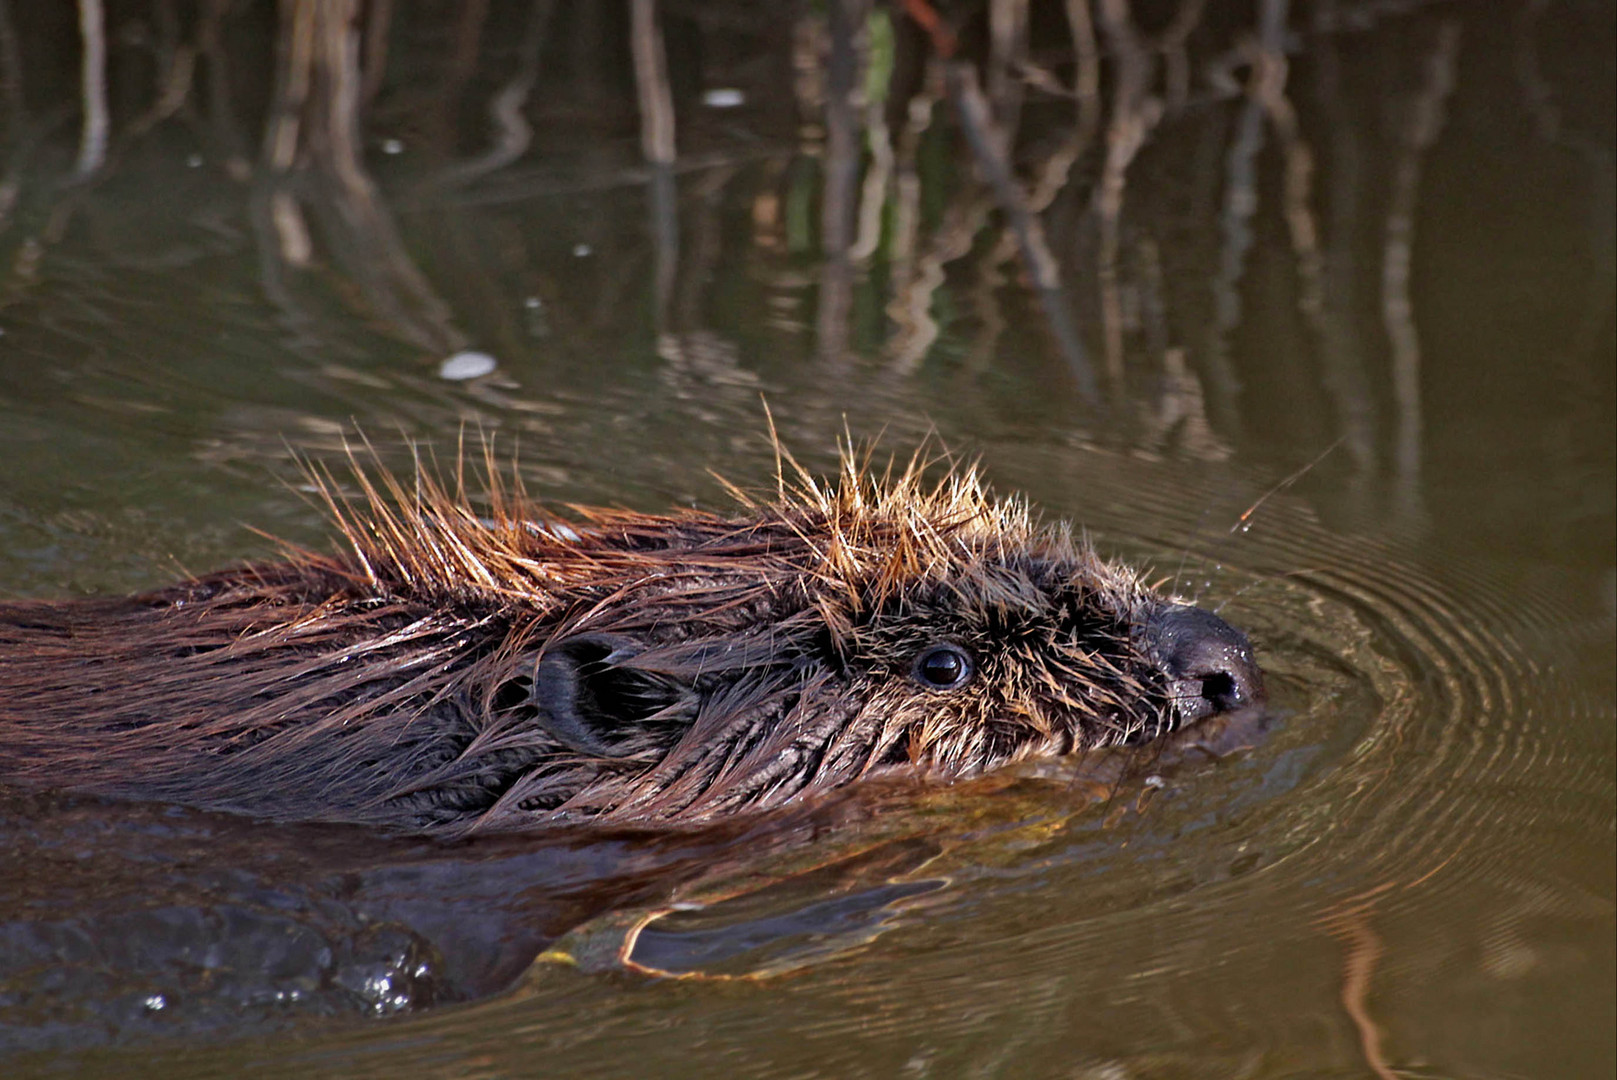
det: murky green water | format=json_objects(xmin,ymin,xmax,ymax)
[{"xmin": 0, "ymin": 2, "xmax": 1611, "ymax": 1076}]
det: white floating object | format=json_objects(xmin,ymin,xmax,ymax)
[
  {"xmin": 572, "ymin": 243, "xmax": 592, "ymax": 257},
  {"xmin": 381, "ymin": 139, "xmax": 405, "ymax": 155},
  {"xmin": 702, "ymin": 88, "xmax": 745, "ymax": 109},
  {"xmin": 185, "ymin": 153, "xmax": 204, "ymax": 168},
  {"xmin": 438, "ymin": 351, "xmax": 498, "ymax": 380}
]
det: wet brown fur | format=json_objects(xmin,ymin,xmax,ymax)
[{"xmin": 0, "ymin": 443, "xmax": 1189, "ymax": 837}]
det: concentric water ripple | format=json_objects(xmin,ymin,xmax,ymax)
[{"xmin": 1070, "ymin": 456, "xmax": 1614, "ymax": 904}]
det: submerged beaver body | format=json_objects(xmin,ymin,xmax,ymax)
[{"xmin": 0, "ymin": 452, "xmax": 1263, "ymax": 835}]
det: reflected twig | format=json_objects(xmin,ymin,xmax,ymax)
[
  {"xmin": 249, "ymin": 184, "xmax": 319, "ymax": 349},
  {"xmin": 632, "ymin": 0, "xmax": 676, "ymax": 168},
  {"xmin": 885, "ymin": 59, "xmax": 945, "ymax": 370},
  {"xmin": 1093, "ymin": 0, "xmax": 1161, "ymax": 392},
  {"xmin": 424, "ymin": 0, "xmax": 488, "ymax": 159},
  {"xmin": 1156, "ymin": 0, "xmax": 1207, "ymax": 113},
  {"xmin": 1511, "ymin": 0, "xmax": 1616, "ymax": 364},
  {"xmin": 1317, "ymin": 884, "xmax": 1402, "ymax": 1080},
  {"xmin": 1246, "ymin": 28, "xmax": 1324, "ymax": 328},
  {"xmin": 60, "ymin": 0, "xmax": 242, "ymax": 188},
  {"xmin": 977, "ymin": 0, "xmax": 1103, "ymax": 298},
  {"xmin": 121, "ymin": 20, "xmax": 198, "ymax": 145},
  {"xmin": 632, "ymin": 0, "xmax": 679, "ymax": 328},
  {"xmin": 0, "ymin": 0, "xmax": 23, "ymax": 229},
  {"xmin": 1151, "ymin": 347, "xmax": 1232, "ymax": 461},
  {"xmin": 974, "ymin": 0, "xmax": 1031, "ymax": 373},
  {"xmin": 1135, "ymin": 235, "xmax": 1230, "ymax": 460},
  {"xmin": 899, "ymin": 0, "xmax": 957, "ymax": 58},
  {"xmin": 73, "ymin": 0, "xmax": 109, "ymax": 179},
  {"xmin": 989, "ymin": 0, "xmax": 1108, "ymax": 305},
  {"xmin": 675, "ymin": 165, "xmax": 738, "ymax": 331},
  {"xmin": 648, "ymin": 163, "xmax": 679, "ymax": 332},
  {"xmin": 264, "ymin": 0, "xmax": 313, "ymax": 175},
  {"xmin": 1512, "ymin": 0, "xmax": 1559, "ymax": 140},
  {"xmin": 1384, "ymin": 20, "xmax": 1459, "ymax": 506},
  {"xmin": 437, "ymin": 0, "xmax": 555, "ymax": 189},
  {"xmin": 195, "ymin": 0, "xmax": 252, "ymax": 179},
  {"xmin": 817, "ymin": 0, "xmax": 869, "ymax": 363},
  {"xmin": 820, "ymin": 0, "xmax": 867, "ymax": 257},
  {"xmin": 361, "ymin": 0, "xmax": 393, "ymax": 106},
  {"xmin": 890, "ymin": 190, "xmax": 993, "ymax": 375},
  {"xmin": 986, "ymin": 0, "xmax": 1028, "ymax": 156},
  {"xmin": 849, "ymin": 8, "xmax": 893, "ymax": 263},
  {"xmin": 949, "ymin": 62, "xmax": 1096, "ymax": 402},
  {"xmin": 258, "ymin": 0, "xmax": 466, "ymax": 359},
  {"xmin": 1310, "ymin": 6, "xmax": 1377, "ymax": 473},
  {"xmin": 0, "ymin": 0, "xmax": 19, "ymax": 136},
  {"xmin": 1064, "ymin": 0, "xmax": 1101, "ymax": 156},
  {"xmin": 1209, "ymin": 5, "xmax": 1290, "ymax": 411},
  {"xmin": 964, "ymin": 246, "xmax": 1008, "ymax": 376},
  {"xmin": 262, "ymin": 0, "xmax": 313, "ymax": 268}
]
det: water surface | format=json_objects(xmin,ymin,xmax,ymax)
[{"xmin": 0, "ymin": 2, "xmax": 1611, "ymax": 1076}]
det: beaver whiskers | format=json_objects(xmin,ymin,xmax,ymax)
[{"xmin": 0, "ymin": 444, "xmax": 1264, "ymax": 836}]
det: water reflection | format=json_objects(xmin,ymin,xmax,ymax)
[
  {"xmin": 0, "ymin": 1, "xmax": 1611, "ymax": 1077},
  {"xmin": 2, "ymin": 1, "xmax": 1607, "ymax": 492}
]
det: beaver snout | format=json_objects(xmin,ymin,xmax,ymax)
[{"xmin": 1147, "ymin": 605, "xmax": 1266, "ymax": 726}]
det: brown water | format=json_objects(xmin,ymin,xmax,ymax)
[{"xmin": 0, "ymin": 2, "xmax": 1611, "ymax": 1076}]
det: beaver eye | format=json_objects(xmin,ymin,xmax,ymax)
[{"xmin": 912, "ymin": 644, "xmax": 974, "ymax": 691}]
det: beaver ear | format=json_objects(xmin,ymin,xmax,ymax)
[{"xmin": 528, "ymin": 634, "xmax": 684, "ymax": 758}]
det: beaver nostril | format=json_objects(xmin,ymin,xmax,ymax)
[
  {"xmin": 1147, "ymin": 604, "xmax": 1266, "ymax": 723},
  {"xmin": 1199, "ymin": 671, "xmax": 1238, "ymax": 712}
]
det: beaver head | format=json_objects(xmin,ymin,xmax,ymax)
[{"xmin": 0, "ymin": 447, "xmax": 1263, "ymax": 835}]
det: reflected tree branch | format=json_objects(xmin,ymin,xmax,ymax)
[
  {"xmin": 1208, "ymin": 4, "xmax": 1290, "ymax": 419},
  {"xmin": 0, "ymin": 0, "xmax": 19, "ymax": 137},
  {"xmin": 1093, "ymin": 0, "xmax": 1160, "ymax": 393},
  {"xmin": 73, "ymin": 0, "xmax": 108, "ymax": 179},
  {"xmin": 1512, "ymin": 0, "xmax": 1615, "ymax": 365},
  {"xmin": 257, "ymin": 0, "xmax": 465, "ymax": 359},
  {"xmin": 885, "ymin": 59, "xmax": 946, "ymax": 371},
  {"xmin": 850, "ymin": 9, "xmax": 894, "ymax": 263},
  {"xmin": 0, "ymin": 0, "xmax": 23, "ymax": 229},
  {"xmin": 361, "ymin": 0, "xmax": 393, "ymax": 106},
  {"xmin": 632, "ymin": 0, "xmax": 678, "ymax": 331},
  {"xmin": 986, "ymin": 0, "xmax": 1028, "ymax": 156},
  {"xmin": 1063, "ymin": 0, "xmax": 1101, "ymax": 154},
  {"xmin": 1318, "ymin": 883, "xmax": 1410, "ymax": 1080},
  {"xmin": 425, "ymin": 0, "xmax": 488, "ymax": 159},
  {"xmin": 1311, "ymin": 7, "xmax": 1378, "ymax": 474},
  {"xmin": 632, "ymin": 0, "xmax": 676, "ymax": 167},
  {"xmin": 437, "ymin": 0, "xmax": 555, "ymax": 189},
  {"xmin": 817, "ymin": 0, "xmax": 869, "ymax": 363},
  {"xmin": 950, "ymin": 62, "xmax": 1096, "ymax": 403},
  {"xmin": 1384, "ymin": 20, "xmax": 1459, "ymax": 505},
  {"xmin": 1157, "ymin": 0, "xmax": 1207, "ymax": 113},
  {"xmin": 197, "ymin": 0, "xmax": 251, "ymax": 179}
]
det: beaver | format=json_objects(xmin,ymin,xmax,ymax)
[{"xmin": 0, "ymin": 445, "xmax": 1263, "ymax": 837}]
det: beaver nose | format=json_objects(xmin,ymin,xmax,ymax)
[{"xmin": 1148, "ymin": 605, "xmax": 1266, "ymax": 724}]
